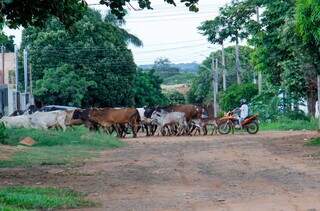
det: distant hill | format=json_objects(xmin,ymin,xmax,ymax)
[{"xmin": 139, "ymin": 62, "xmax": 199, "ymax": 73}]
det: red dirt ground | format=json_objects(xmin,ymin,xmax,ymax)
[{"xmin": 1, "ymin": 131, "xmax": 320, "ymax": 211}]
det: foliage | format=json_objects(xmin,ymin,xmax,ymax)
[
  {"xmin": 187, "ymin": 46, "xmax": 256, "ymax": 104},
  {"xmin": 0, "ymin": 33, "xmax": 14, "ymax": 52},
  {"xmin": 100, "ymin": 0, "xmax": 199, "ymax": 18},
  {"xmin": 0, "ymin": 122, "xmax": 8, "ymax": 145},
  {"xmin": 220, "ymin": 83, "xmax": 258, "ymax": 112},
  {"xmin": 1, "ymin": 0, "xmax": 87, "ymax": 28},
  {"xmin": 166, "ymin": 91, "xmax": 186, "ymax": 105},
  {"xmin": 1, "ymin": 0, "xmax": 198, "ymax": 28},
  {"xmin": 250, "ymin": 89, "xmax": 281, "ymax": 121},
  {"xmin": 133, "ymin": 69, "xmax": 168, "ymax": 107},
  {"xmin": 0, "ymin": 127, "xmax": 123, "ymax": 167},
  {"xmin": 306, "ymin": 137, "xmax": 320, "ymax": 146},
  {"xmin": 199, "ymin": 1, "xmax": 255, "ymax": 45},
  {"xmin": 22, "ymin": 9, "xmax": 138, "ymax": 107},
  {"xmin": 296, "ymin": 0, "xmax": 320, "ymax": 72},
  {"xmin": 0, "ymin": 186, "xmax": 95, "ymax": 210},
  {"xmin": 33, "ymin": 64, "xmax": 94, "ymax": 107}
]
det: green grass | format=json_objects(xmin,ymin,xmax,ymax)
[
  {"xmin": 306, "ymin": 137, "xmax": 320, "ymax": 146},
  {"xmin": 0, "ymin": 127, "xmax": 124, "ymax": 167},
  {"xmin": 0, "ymin": 186, "xmax": 95, "ymax": 211},
  {"xmin": 260, "ymin": 118, "xmax": 317, "ymax": 131}
]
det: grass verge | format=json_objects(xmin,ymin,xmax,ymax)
[
  {"xmin": 0, "ymin": 126, "xmax": 124, "ymax": 167},
  {"xmin": 0, "ymin": 186, "xmax": 95, "ymax": 210},
  {"xmin": 260, "ymin": 118, "xmax": 317, "ymax": 131},
  {"xmin": 306, "ymin": 137, "xmax": 320, "ymax": 146}
]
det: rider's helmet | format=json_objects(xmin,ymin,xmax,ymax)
[{"xmin": 240, "ymin": 99, "xmax": 247, "ymax": 105}]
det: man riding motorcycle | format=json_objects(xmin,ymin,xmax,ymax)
[{"xmin": 233, "ymin": 99, "xmax": 249, "ymax": 128}]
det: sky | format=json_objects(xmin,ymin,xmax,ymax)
[{"xmin": 4, "ymin": 0, "xmax": 231, "ymax": 65}]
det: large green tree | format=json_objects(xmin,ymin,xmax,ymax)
[
  {"xmin": 199, "ymin": 1, "xmax": 256, "ymax": 84},
  {"xmin": 22, "ymin": 9, "xmax": 140, "ymax": 107},
  {"xmin": 33, "ymin": 64, "xmax": 93, "ymax": 106}
]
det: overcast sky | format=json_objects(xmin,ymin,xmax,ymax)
[{"xmin": 4, "ymin": 0, "xmax": 230, "ymax": 65}]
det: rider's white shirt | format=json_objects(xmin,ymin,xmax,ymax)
[{"xmin": 240, "ymin": 104, "xmax": 249, "ymax": 119}]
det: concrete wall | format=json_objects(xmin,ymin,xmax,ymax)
[{"xmin": 0, "ymin": 53, "xmax": 16, "ymax": 89}]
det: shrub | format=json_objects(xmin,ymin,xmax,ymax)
[
  {"xmin": 0, "ymin": 122, "xmax": 8, "ymax": 144},
  {"xmin": 166, "ymin": 91, "xmax": 186, "ymax": 105},
  {"xmin": 220, "ymin": 83, "xmax": 258, "ymax": 111}
]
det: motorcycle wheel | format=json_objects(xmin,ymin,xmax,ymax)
[
  {"xmin": 246, "ymin": 121, "xmax": 259, "ymax": 134},
  {"xmin": 218, "ymin": 122, "xmax": 232, "ymax": 135}
]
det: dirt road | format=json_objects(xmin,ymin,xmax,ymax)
[{"xmin": 2, "ymin": 131, "xmax": 320, "ymax": 210}]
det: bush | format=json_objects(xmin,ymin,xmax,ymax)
[
  {"xmin": 250, "ymin": 90, "xmax": 280, "ymax": 122},
  {"xmin": 284, "ymin": 110, "xmax": 310, "ymax": 121},
  {"xmin": 220, "ymin": 83, "xmax": 258, "ymax": 111},
  {"xmin": 166, "ymin": 91, "xmax": 186, "ymax": 105},
  {"xmin": 0, "ymin": 122, "xmax": 8, "ymax": 144}
]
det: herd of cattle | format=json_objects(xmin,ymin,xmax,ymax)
[{"xmin": 0, "ymin": 104, "xmax": 220, "ymax": 137}]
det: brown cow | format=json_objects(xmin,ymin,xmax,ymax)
[{"xmin": 88, "ymin": 108, "xmax": 140, "ymax": 138}]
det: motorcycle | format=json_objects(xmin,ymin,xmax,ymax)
[{"xmin": 217, "ymin": 110, "xmax": 259, "ymax": 135}]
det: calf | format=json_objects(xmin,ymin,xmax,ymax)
[
  {"xmin": 29, "ymin": 111, "xmax": 67, "ymax": 131},
  {"xmin": 151, "ymin": 110, "xmax": 188, "ymax": 136}
]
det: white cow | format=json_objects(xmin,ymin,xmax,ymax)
[
  {"xmin": 0, "ymin": 115, "xmax": 31, "ymax": 128},
  {"xmin": 151, "ymin": 110, "xmax": 188, "ymax": 136},
  {"xmin": 29, "ymin": 111, "xmax": 67, "ymax": 131}
]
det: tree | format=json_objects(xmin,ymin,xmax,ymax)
[
  {"xmin": 22, "ymin": 9, "xmax": 140, "ymax": 107},
  {"xmin": 220, "ymin": 83, "xmax": 258, "ymax": 112},
  {"xmin": 296, "ymin": 0, "xmax": 320, "ymax": 70},
  {"xmin": 33, "ymin": 64, "xmax": 93, "ymax": 106},
  {"xmin": 0, "ymin": 32, "xmax": 14, "ymax": 52},
  {"xmin": 1, "ymin": 0, "xmax": 199, "ymax": 28},
  {"xmin": 133, "ymin": 69, "xmax": 168, "ymax": 107},
  {"xmin": 248, "ymin": 0, "xmax": 318, "ymax": 116},
  {"xmin": 1, "ymin": 0, "xmax": 87, "ymax": 28},
  {"xmin": 187, "ymin": 46, "xmax": 255, "ymax": 104},
  {"xmin": 199, "ymin": 16, "xmax": 228, "ymax": 90},
  {"xmin": 199, "ymin": 1, "xmax": 256, "ymax": 84}
]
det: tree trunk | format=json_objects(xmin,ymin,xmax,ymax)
[
  {"xmin": 221, "ymin": 42, "xmax": 226, "ymax": 91},
  {"xmin": 307, "ymin": 91, "xmax": 317, "ymax": 117},
  {"xmin": 235, "ymin": 37, "xmax": 241, "ymax": 84}
]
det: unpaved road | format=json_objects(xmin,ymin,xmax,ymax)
[{"xmin": 2, "ymin": 131, "xmax": 320, "ymax": 211}]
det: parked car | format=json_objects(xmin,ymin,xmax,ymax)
[{"xmin": 38, "ymin": 105, "xmax": 79, "ymax": 112}]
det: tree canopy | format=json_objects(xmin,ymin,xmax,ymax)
[
  {"xmin": 22, "ymin": 9, "xmax": 140, "ymax": 107},
  {"xmin": 1, "ymin": 0, "xmax": 199, "ymax": 29}
]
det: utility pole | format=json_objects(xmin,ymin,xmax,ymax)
[
  {"xmin": 14, "ymin": 45, "xmax": 19, "ymax": 91},
  {"xmin": 1, "ymin": 45, "xmax": 4, "ymax": 84},
  {"xmin": 221, "ymin": 42, "xmax": 226, "ymax": 91},
  {"xmin": 257, "ymin": 6, "xmax": 262, "ymax": 94},
  {"xmin": 235, "ymin": 37, "xmax": 241, "ymax": 84},
  {"xmin": 23, "ymin": 48, "xmax": 28, "ymax": 94},
  {"xmin": 215, "ymin": 57, "xmax": 219, "ymax": 115},
  {"xmin": 211, "ymin": 54, "xmax": 217, "ymax": 118},
  {"xmin": 29, "ymin": 64, "xmax": 32, "ymax": 95}
]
